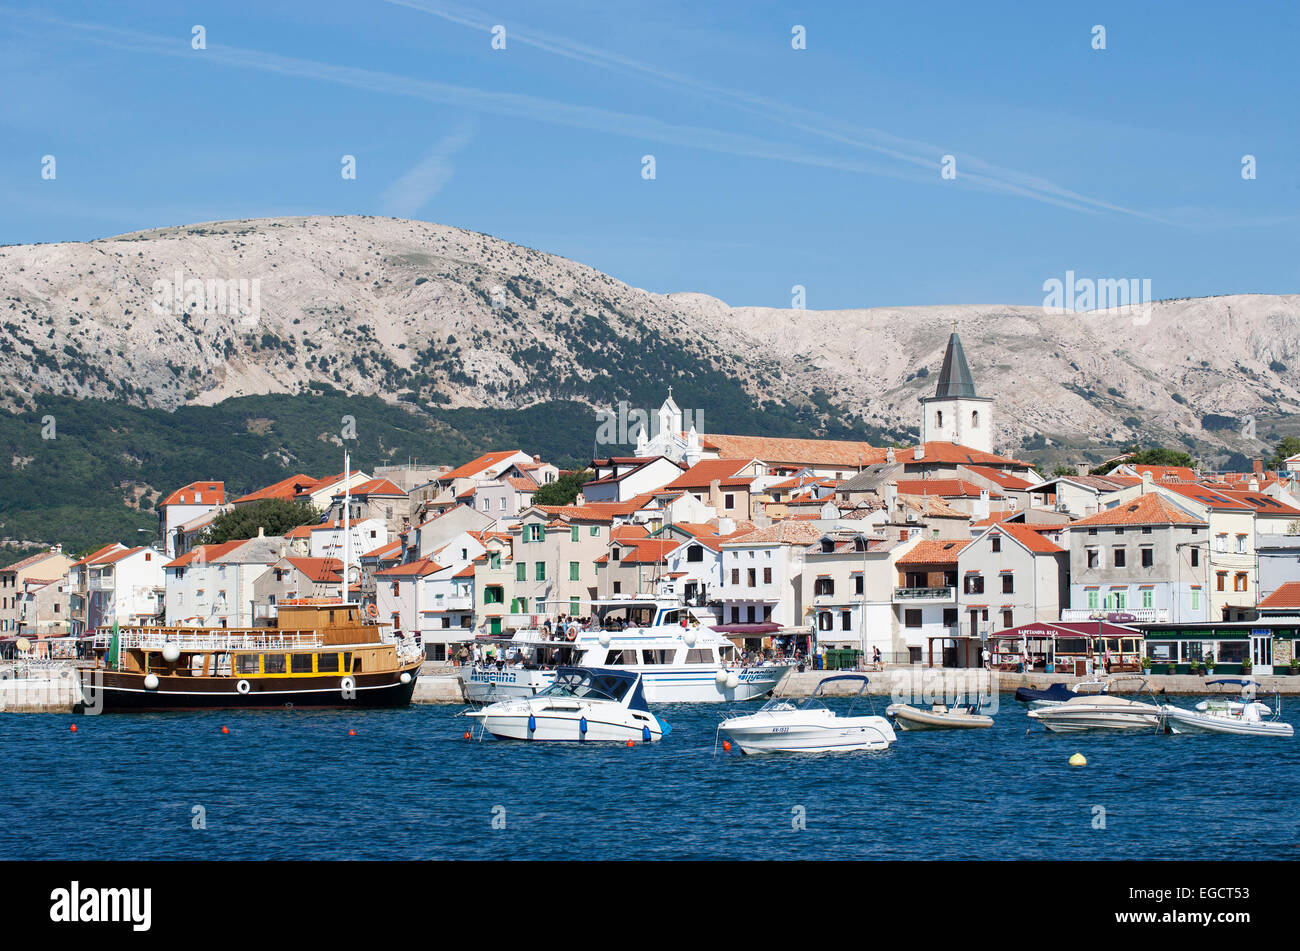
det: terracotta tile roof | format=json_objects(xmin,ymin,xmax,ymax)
[
  {"xmin": 504, "ymin": 476, "xmax": 539, "ymax": 491},
  {"xmin": 1211, "ymin": 490, "xmax": 1300, "ymax": 517},
  {"xmin": 360, "ymin": 539, "xmax": 403, "ymax": 561},
  {"xmin": 1258, "ymin": 582, "xmax": 1300, "ymax": 610},
  {"xmin": 1068, "ymin": 493, "xmax": 1205, "ymax": 527},
  {"xmin": 375, "ymin": 557, "xmax": 442, "ymax": 578},
  {"xmin": 615, "ymin": 538, "xmax": 680, "ymax": 564},
  {"xmin": 70, "ymin": 543, "xmax": 125, "ymax": 568},
  {"xmin": 165, "ymin": 540, "xmax": 244, "ymax": 569},
  {"xmin": 94, "ymin": 546, "xmax": 147, "ymax": 566},
  {"xmin": 1132, "ymin": 464, "xmax": 1198, "ymax": 482},
  {"xmin": 161, "ymin": 481, "xmax": 225, "ymax": 507},
  {"xmin": 724, "ymin": 520, "xmax": 826, "ymax": 547},
  {"xmin": 878, "ymin": 442, "xmax": 1031, "ymax": 468},
  {"xmin": 233, "ymin": 474, "xmax": 318, "ymax": 504},
  {"xmin": 896, "ymin": 478, "xmax": 997, "ymax": 498},
  {"xmin": 440, "ymin": 450, "xmax": 524, "ymax": 482},
  {"xmin": 339, "ymin": 478, "xmax": 405, "ymax": 497},
  {"xmin": 664, "ymin": 458, "xmax": 757, "ymax": 491},
  {"xmin": 896, "ymin": 538, "xmax": 970, "ymax": 565},
  {"xmin": 453, "ymin": 564, "xmax": 476, "ymax": 578},
  {"xmin": 286, "ymin": 557, "xmax": 344, "ymax": 582},
  {"xmin": 1, "ymin": 549, "xmax": 66, "ymax": 574},
  {"xmin": 996, "ymin": 523, "xmax": 1064, "ymax": 554},
  {"xmin": 698, "ymin": 434, "xmax": 877, "ymax": 468},
  {"xmin": 531, "ymin": 504, "xmax": 616, "ymax": 523},
  {"xmin": 962, "ymin": 465, "xmax": 1035, "ymax": 491},
  {"xmin": 1158, "ymin": 484, "xmax": 1254, "ymax": 512},
  {"xmin": 896, "ymin": 495, "xmax": 970, "ymax": 518}
]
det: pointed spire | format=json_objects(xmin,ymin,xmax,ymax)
[{"xmin": 934, "ymin": 330, "xmax": 978, "ymax": 399}]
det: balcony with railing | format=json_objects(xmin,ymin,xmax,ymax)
[
  {"xmin": 893, "ymin": 585, "xmax": 955, "ymax": 602},
  {"xmin": 1060, "ymin": 607, "xmax": 1167, "ymax": 623}
]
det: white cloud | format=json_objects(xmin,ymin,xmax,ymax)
[{"xmin": 380, "ymin": 123, "xmax": 476, "ymax": 217}]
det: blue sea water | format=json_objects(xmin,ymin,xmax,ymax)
[{"xmin": 1, "ymin": 695, "xmax": 1296, "ymax": 860}]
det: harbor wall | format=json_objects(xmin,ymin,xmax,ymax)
[{"xmin": 0, "ymin": 670, "xmax": 82, "ymax": 713}]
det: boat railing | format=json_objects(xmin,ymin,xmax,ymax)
[{"xmin": 90, "ymin": 628, "xmax": 326, "ymax": 652}]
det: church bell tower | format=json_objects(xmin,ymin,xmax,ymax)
[{"xmin": 919, "ymin": 328, "xmax": 993, "ymax": 453}]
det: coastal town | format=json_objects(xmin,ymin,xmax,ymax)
[{"xmin": 6, "ymin": 330, "xmax": 1300, "ymax": 682}]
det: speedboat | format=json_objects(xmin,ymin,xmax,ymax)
[
  {"xmin": 717, "ymin": 675, "xmax": 896, "ymax": 754},
  {"xmin": 1014, "ymin": 675, "xmax": 1109, "ymax": 710},
  {"xmin": 1161, "ymin": 678, "xmax": 1294, "ymax": 738},
  {"xmin": 885, "ymin": 701, "xmax": 993, "ymax": 730},
  {"xmin": 465, "ymin": 667, "xmax": 670, "ymax": 743},
  {"xmin": 459, "ymin": 598, "xmax": 792, "ymax": 703},
  {"xmin": 1026, "ymin": 694, "xmax": 1164, "ymax": 732}
]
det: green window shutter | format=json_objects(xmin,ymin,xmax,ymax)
[
  {"xmin": 1087, "ymin": 590, "xmax": 1098, "ymax": 610},
  {"xmin": 569, "ymin": 561, "xmax": 580, "ymax": 581},
  {"xmin": 571, "ymin": 525, "xmax": 579, "ymax": 542},
  {"xmin": 516, "ymin": 563, "xmax": 526, "ymax": 582},
  {"xmin": 535, "ymin": 562, "xmax": 545, "ymax": 581},
  {"xmin": 570, "ymin": 597, "xmax": 579, "ymax": 615}
]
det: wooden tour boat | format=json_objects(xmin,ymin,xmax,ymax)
[{"xmin": 80, "ymin": 599, "xmax": 424, "ymax": 713}]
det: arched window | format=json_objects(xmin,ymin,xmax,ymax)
[
  {"xmin": 936, "ymin": 410, "xmax": 944, "ymax": 428},
  {"xmin": 971, "ymin": 410, "xmax": 980, "ymax": 428}
]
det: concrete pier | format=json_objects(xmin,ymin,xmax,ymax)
[
  {"xmin": 413, "ymin": 670, "xmax": 467, "ymax": 704},
  {"xmin": 0, "ymin": 668, "xmax": 83, "ymax": 713}
]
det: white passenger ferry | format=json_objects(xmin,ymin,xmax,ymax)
[{"xmin": 460, "ymin": 598, "xmax": 792, "ymax": 704}]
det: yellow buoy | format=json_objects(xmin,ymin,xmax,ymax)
[{"xmin": 1069, "ymin": 753, "xmax": 1086, "ymax": 767}]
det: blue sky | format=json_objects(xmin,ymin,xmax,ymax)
[{"xmin": 2, "ymin": 0, "xmax": 1297, "ymax": 308}]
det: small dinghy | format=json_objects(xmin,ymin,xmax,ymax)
[
  {"xmin": 717, "ymin": 675, "xmax": 895, "ymax": 754},
  {"xmin": 885, "ymin": 701, "xmax": 993, "ymax": 730},
  {"xmin": 1161, "ymin": 678, "xmax": 1294, "ymax": 738}
]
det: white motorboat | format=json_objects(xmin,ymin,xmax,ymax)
[
  {"xmin": 1013, "ymin": 675, "xmax": 1110, "ymax": 710},
  {"xmin": 718, "ymin": 675, "xmax": 896, "ymax": 754},
  {"xmin": 1026, "ymin": 678, "xmax": 1165, "ymax": 732},
  {"xmin": 465, "ymin": 667, "xmax": 670, "ymax": 743},
  {"xmin": 1161, "ymin": 678, "xmax": 1294, "ymax": 738},
  {"xmin": 885, "ymin": 701, "xmax": 993, "ymax": 730},
  {"xmin": 1026, "ymin": 694, "xmax": 1165, "ymax": 732},
  {"xmin": 459, "ymin": 598, "xmax": 793, "ymax": 704}
]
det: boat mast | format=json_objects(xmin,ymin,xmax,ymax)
[{"xmin": 342, "ymin": 450, "xmax": 351, "ymax": 606}]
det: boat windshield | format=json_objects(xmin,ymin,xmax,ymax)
[
  {"xmin": 535, "ymin": 667, "xmax": 638, "ymax": 704},
  {"xmin": 759, "ymin": 696, "xmax": 828, "ymax": 713}
]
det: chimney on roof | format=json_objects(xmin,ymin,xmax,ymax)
[
  {"xmin": 258, "ymin": 526, "xmax": 264, "ymax": 538},
  {"xmin": 1076, "ymin": 464, "xmax": 1089, "ymax": 477},
  {"xmin": 913, "ymin": 445, "xmax": 924, "ymax": 461},
  {"xmin": 575, "ymin": 492, "xmax": 585, "ymax": 506},
  {"xmin": 886, "ymin": 447, "xmax": 896, "ymax": 464},
  {"xmin": 1141, "ymin": 470, "xmax": 1154, "ymax": 491},
  {"xmin": 1253, "ymin": 458, "xmax": 1264, "ymax": 476}
]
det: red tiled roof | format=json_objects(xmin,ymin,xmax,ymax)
[
  {"xmin": 161, "ymin": 481, "xmax": 224, "ymax": 507},
  {"xmin": 962, "ymin": 465, "xmax": 1035, "ymax": 491},
  {"xmin": 285, "ymin": 557, "xmax": 344, "ymax": 582},
  {"xmin": 339, "ymin": 478, "xmax": 404, "ymax": 497},
  {"xmin": 698, "ymin": 434, "xmax": 877, "ymax": 467},
  {"xmin": 375, "ymin": 557, "xmax": 442, "ymax": 578},
  {"xmin": 725, "ymin": 520, "xmax": 826, "ymax": 546},
  {"xmin": 70, "ymin": 543, "xmax": 124, "ymax": 568},
  {"xmin": 664, "ymin": 459, "xmax": 757, "ymax": 491},
  {"xmin": 1, "ymin": 549, "xmax": 66, "ymax": 574},
  {"xmin": 1258, "ymin": 582, "xmax": 1300, "ymax": 611},
  {"xmin": 530, "ymin": 504, "xmax": 615, "ymax": 523},
  {"xmin": 996, "ymin": 523, "xmax": 1064, "ymax": 554},
  {"xmin": 440, "ymin": 450, "xmax": 524, "ymax": 482},
  {"xmin": 233, "ymin": 474, "xmax": 317, "ymax": 504},
  {"xmin": 165, "ymin": 540, "xmax": 244, "ymax": 569},
  {"xmin": 896, "ymin": 539, "xmax": 970, "ymax": 565},
  {"xmin": 1132, "ymin": 464, "xmax": 1198, "ymax": 482},
  {"xmin": 1069, "ymin": 493, "xmax": 1205, "ymax": 527},
  {"xmin": 896, "ymin": 478, "xmax": 996, "ymax": 498},
  {"xmin": 94, "ymin": 546, "xmax": 147, "ymax": 566}
]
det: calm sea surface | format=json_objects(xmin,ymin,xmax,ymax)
[{"xmin": 2, "ymin": 695, "xmax": 1296, "ymax": 860}]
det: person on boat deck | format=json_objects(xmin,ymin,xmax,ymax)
[
  {"xmin": 542, "ymin": 619, "xmax": 552, "ymax": 638},
  {"xmin": 456, "ymin": 644, "xmax": 469, "ymax": 666}
]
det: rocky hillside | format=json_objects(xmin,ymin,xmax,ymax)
[{"xmin": 2, "ymin": 215, "xmax": 1298, "ymax": 465}]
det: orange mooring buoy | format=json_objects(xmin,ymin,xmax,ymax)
[
  {"xmin": 464, "ymin": 731, "xmax": 471, "ymax": 739},
  {"xmin": 626, "ymin": 740, "xmax": 634, "ymax": 747},
  {"xmin": 348, "ymin": 729, "xmax": 356, "ymax": 736},
  {"xmin": 69, "ymin": 724, "xmax": 77, "ymax": 733},
  {"xmin": 722, "ymin": 740, "xmax": 731, "ymax": 752},
  {"xmin": 221, "ymin": 726, "xmax": 230, "ymax": 734}
]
